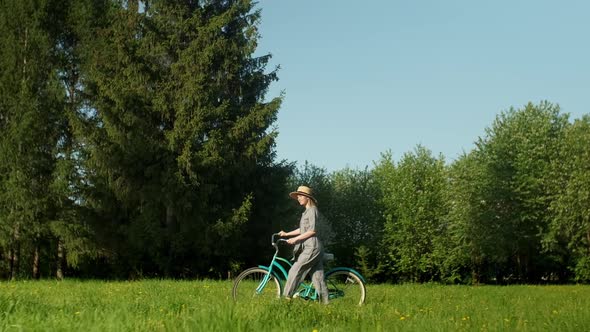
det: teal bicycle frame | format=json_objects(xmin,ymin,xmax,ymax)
[{"xmin": 255, "ymin": 233, "xmax": 366, "ymax": 300}]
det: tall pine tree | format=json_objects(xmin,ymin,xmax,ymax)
[
  {"xmin": 80, "ymin": 0, "xmax": 282, "ymax": 277},
  {"xmin": 0, "ymin": 0, "xmax": 67, "ymax": 279}
]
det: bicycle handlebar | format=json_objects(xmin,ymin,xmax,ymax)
[{"xmin": 271, "ymin": 233, "xmax": 288, "ymax": 246}]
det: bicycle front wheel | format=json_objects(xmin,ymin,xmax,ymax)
[
  {"xmin": 232, "ymin": 267, "xmax": 282, "ymax": 301},
  {"xmin": 325, "ymin": 270, "xmax": 366, "ymax": 305}
]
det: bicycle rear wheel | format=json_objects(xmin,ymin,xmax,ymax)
[
  {"xmin": 232, "ymin": 267, "xmax": 282, "ymax": 301},
  {"xmin": 325, "ymin": 270, "xmax": 366, "ymax": 305}
]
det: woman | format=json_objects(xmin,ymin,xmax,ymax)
[{"xmin": 279, "ymin": 185, "xmax": 329, "ymax": 304}]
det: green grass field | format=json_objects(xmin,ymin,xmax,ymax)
[{"xmin": 1, "ymin": 280, "xmax": 589, "ymax": 331}]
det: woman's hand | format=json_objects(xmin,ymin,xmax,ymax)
[
  {"xmin": 278, "ymin": 230, "xmax": 287, "ymax": 237},
  {"xmin": 287, "ymin": 237, "xmax": 298, "ymax": 245}
]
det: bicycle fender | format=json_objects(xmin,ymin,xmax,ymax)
[{"xmin": 326, "ymin": 267, "xmax": 367, "ymax": 284}]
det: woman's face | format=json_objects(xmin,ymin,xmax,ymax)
[{"xmin": 297, "ymin": 194, "xmax": 309, "ymax": 206}]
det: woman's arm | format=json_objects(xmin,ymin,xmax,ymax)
[
  {"xmin": 286, "ymin": 230, "xmax": 316, "ymax": 245},
  {"xmin": 279, "ymin": 229, "xmax": 300, "ymax": 237}
]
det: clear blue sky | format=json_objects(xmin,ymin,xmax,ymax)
[{"xmin": 255, "ymin": 0, "xmax": 589, "ymax": 172}]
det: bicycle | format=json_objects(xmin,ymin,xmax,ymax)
[{"xmin": 232, "ymin": 233, "xmax": 366, "ymax": 305}]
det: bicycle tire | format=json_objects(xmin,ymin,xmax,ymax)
[
  {"xmin": 232, "ymin": 267, "xmax": 282, "ymax": 301},
  {"xmin": 325, "ymin": 270, "xmax": 366, "ymax": 305}
]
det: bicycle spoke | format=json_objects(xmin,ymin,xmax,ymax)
[
  {"xmin": 325, "ymin": 270, "xmax": 366, "ymax": 305},
  {"xmin": 232, "ymin": 267, "xmax": 282, "ymax": 302}
]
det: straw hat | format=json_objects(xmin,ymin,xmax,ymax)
[{"xmin": 289, "ymin": 186, "xmax": 317, "ymax": 203}]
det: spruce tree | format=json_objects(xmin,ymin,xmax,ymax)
[
  {"xmin": 81, "ymin": 0, "xmax": 282, "ymax": 277},
  {"xmin": 0, "ymin": 0, "xmax": 65, "ymax": 279}
]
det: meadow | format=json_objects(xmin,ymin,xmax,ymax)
[{"xmin": 1, "ymin": 280, "xmax": 589, "ymax": 331}]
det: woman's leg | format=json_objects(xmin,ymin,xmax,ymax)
[
  {"xmin": 311, "ymin": 261, "xmax": 329, "ymax": 304},
  {"xmin": 283, "ymin": 251, "xmax": 320, "ymax": 297},
  {"xmin": 283, "ymin": 260, "xmax": 307, "ymax": 297}
]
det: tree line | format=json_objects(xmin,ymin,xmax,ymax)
[
  {"xmin": 312, "ymin": 103, "xmax": 590, "ymax": 284},
  {"xmin": 1, "ymin": 0, "xmax": 589, "ymax": 283}
]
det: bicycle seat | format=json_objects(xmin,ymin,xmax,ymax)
[{"xmin": 324, "ymin": 253, "xmax": 334, "ymax": 261}]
